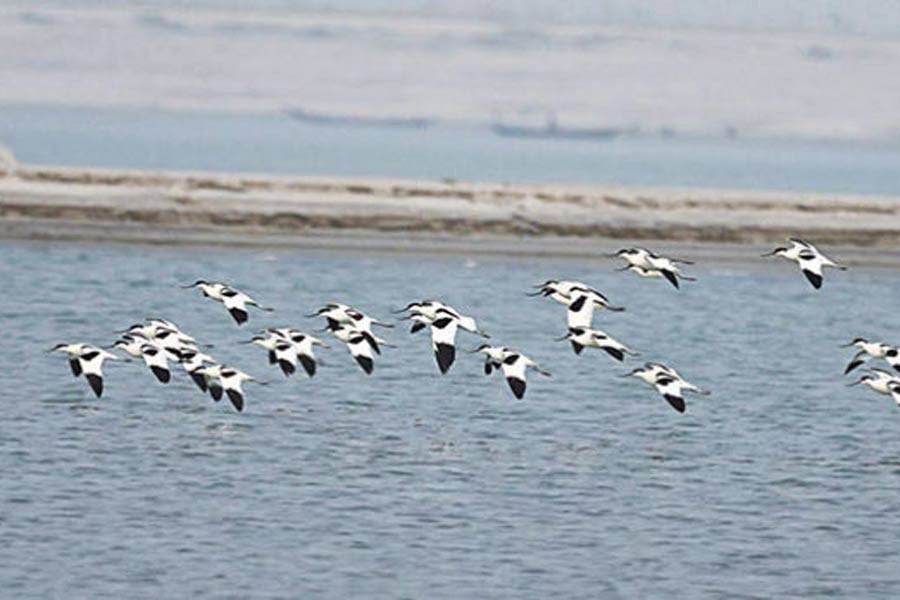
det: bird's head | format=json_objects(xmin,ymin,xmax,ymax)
[
  {"xmin": 841, "ymin": 337, "xmax": 868, "ymax": 348},
  {"xmin": 848, "ymin": 374, "xmax": 875, "ymax": 387},
  {"xmin": 391, "ymin": 301, "xmax": 422, "ymax": 314},
  {"xmin": 761, "ymin": 247, "xmax": 787, "ymax": 258}
]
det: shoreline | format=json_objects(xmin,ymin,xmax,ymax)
[{"xmin": 2, "ymin": 164, "xmax": 900, "ymax": 261}]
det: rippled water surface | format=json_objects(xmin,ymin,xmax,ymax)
[{"xmin": 4, "ymin": 241, "xmax": 900, "ymax": 598}]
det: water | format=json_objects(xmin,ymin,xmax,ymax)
[
  {"xmin": 4, "ymin": 240, "xmax": 900, "ymax": 598},
  {"xmin": 2, "ymin": 105, "xmax": 900, "ymax": 196}
]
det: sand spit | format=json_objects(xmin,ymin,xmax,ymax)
[{"xmin": 2, "ymin": 165, "xmax": 900, "ymax": 254}]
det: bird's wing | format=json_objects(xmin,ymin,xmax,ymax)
[
  {"xmin": 797, "ymin": 251, "xmax": 825, "ymax": 289},
  {"xmin": 77, "ymin": 350, "xmax": 107, "ymax": 397},
  {"xmin": 889, "ymin": 383, "xmax": 900, "ymax": 407},
  {"xmin": 788, "ymin": 238, "xmax": 815, "ymax": 251},
  {"xmin": 347, "ymin": 334, "xmax": 375, "ymax": 374},
  {"xmin": 500, "ymin": 355, "xmax": 528, "ymax": 399},
  {"xmin": 654, "ymin": 377, "xmax": 687, "ymax": 413},
  {"xmin": 140, "ymin": 346, "xmax": 171, "ymax": 383},
  {"xmin": 430, "ymin": 317, "xmax": 459, "ymax": 374},
  {"xmin": 567, "ymin": 294, "xmax": 594, "ymax": 329}
]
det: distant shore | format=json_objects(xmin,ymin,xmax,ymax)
[{"xmin": 3, "ymin": 164, "xmax": 900, "ymax": 262}]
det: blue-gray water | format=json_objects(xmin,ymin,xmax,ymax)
[
  {"xmin": 2, "ymin": 105, "xmax": 900, "ymax": 196},
  {"xmin": 5, "ymin": 240, "xmax": 900, "ymax": 598}
]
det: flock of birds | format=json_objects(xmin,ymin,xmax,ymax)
[{"xmin": 52, "ymin": 238, "xmax": 885, "ymax": 414}]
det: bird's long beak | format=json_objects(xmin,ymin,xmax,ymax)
[
  {"xmin": 179, "ymin": 284, "xmax": 197, "ymax": 289},
  {"xmin": 467, "ymin": 348, "xmax": 484, "ymax": 354},
  {"xmin": 760, "ymin": 250, "xmax": 777, "ymax": 257},
  {"xmin": 618, "ymin": 372, "xmax": 635, "ymax": 378},
  {"xmin": 839, "ymin": 342, "xmax": 856, "ymax": 348},
  {"xmin": 238, "ymin": 340, "xmax": 255, "ymax": 345},
  {"xmin": 846, "ymin": 380, "xmax": 864, "ymax": 387},
  {"xmin": 478, "ymin": 331, "xmax": 491, "ymax": 339},
  {"xmin": 603, "ymin": 253, "xmax": 620, "ymax": 258},
  {"xmin": 614, "ymin": 265, "xmax": 631, "ymax": 272},
  {"xmin": 305, "ymin": 312, "xmax": 322, "ymax": 318},
  {"xmin": 553, "ymin": 334, "xmax": 569, "ymax": 342}
]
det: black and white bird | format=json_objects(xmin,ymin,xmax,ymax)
[
  {"xmin": 310, "ymin": 303, "xmax": 394, "ymax": 354},
  {"xmin": 611, "ymin": 247, "xmax": 695, "ymax": 288},
  {"xmin": 177, "ymin": 348, "xmax": 217, "ymax": 391},
  {"xmin": 842, "ymin": 338, "xmax": 897, "ymax": 374},
  {"xmin": 557, "ymin": 326, "xmax": 640, "ymax": 361},
  {"xmin": 183, "ymin": 280, "xmax": 274, "ymax": 324},
  {"xmin": 530, "ymin": 280, "xmax": 625, "ymax": 313},
  {"xmin": 847, "ymin": 368, "xmax": 900, "ymax": 397},
  {"xmin": 50, "ymin": 343, "xmax": 120, "ymax": 398},
  {"xmin": 761, "ymin": 238, "xmax": 846, "ymax": 289},
  {"xmin": 328, "ymin": 323, "xmax": 380, "ymax": 374},
  {"xmin": 310, "ymin": 303, "xmax": 393, "ymax": 333},
  {"xmin": 473, "ymin": 344, "xmax": 551, "ymax": 399},
  {"xmin": 394, "ymin": 300, "xmax": 490, "ymax": 338},
  {"xmin": 263, "ymin": 328, "xmax": 329, "ymax": 377},
  {"xmin": 195, "ymin": 364, "xmax": 263, "ymax": 412},
  {"xmin": 401, "ymin": 310, "xmax": 460, "ymax": 374},
  {"xmin": 399, "ymin": 303, "xmax": 488, "ymax": 374},
  {"xmin": 626, "ymin": 362, "xmax": 709, "ymax": 413},
  {"xmin": 113, "ymin": 335, "xmax": 173, "ymax": 383}
]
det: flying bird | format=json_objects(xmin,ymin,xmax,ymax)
[
  {"xmin": 557, "ymin": 326, "xmax": 640, "ymax": 361},
  {"xmin": 183, "ymin": 280, "xmax": 274, "ymax": 324},
  {"xmin": 611, "ymin": 248, "xmax": 695, "ymax": 288},
  {"xmin": 626, "ymin": 362, "xmax": 709, "ymax": 413},
  {"xmin": 473, "ymin": 345, "xmax": 551, "ymax": 399},
  {"xmin": 50, "ymin": 343, "xmax": 120, "ymax": 398},
  {"xmin": 761, "ymin": 238, "xmax": 846, "ymax": 289},
  {"xmin": 841, "ymin": 338, "xmax": 896, "ymax": 374}
]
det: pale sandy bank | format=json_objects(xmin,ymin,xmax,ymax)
[{"xmin": 2, "ymin": 164, "xmax": 900, "ymax": 262}]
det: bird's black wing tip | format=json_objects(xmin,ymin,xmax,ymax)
[
  {"xmin": 85, "ymin": 374, "xmax": 103, "ymax": 398},
  {"xmin": 435, "ymin": 343, "xmax": 456, "ymax": 374},
  {"xmin": 507, "ymin": 377, "xmax": 526, "ymax": 399},
  {"xmin": 802, "ymin": 270, "xmax": 823, "ymax": 289},
  {"xmin": 664, "ymin": 394, "xmax": 686, "ymax": 413}
]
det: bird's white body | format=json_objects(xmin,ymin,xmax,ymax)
[
  {"xmin": 843, "ymin": 338, "xmax": 896, "ymax": 374},
  {"xmin": 849, "ymin": 369, "xmax": 900, "ymax": 396}
]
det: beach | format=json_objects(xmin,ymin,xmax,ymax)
[{"xmin": 3, "ymin": 163, "xmax": 900, "ymax": 265}]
